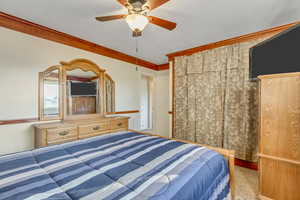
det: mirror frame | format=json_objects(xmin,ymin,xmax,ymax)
[
  {"xmin": 38, "ymin": 65, "xmax": 63, "ymax": 121},
  {"xmin": 39, "ymin": 58, "xmax": 115, "ymax": 121},
  {"xmin": 104, "ymin": 73, "xmax": 116, "ymax": 114}
]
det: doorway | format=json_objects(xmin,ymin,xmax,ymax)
[{"xmin": 140, "ymin": 75, "xmax": 153, "ymax": 130}]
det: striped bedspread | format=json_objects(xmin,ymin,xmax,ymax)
[{"xmin": 0, "ymin": 131, "xmax": 230, "ymax": 200}]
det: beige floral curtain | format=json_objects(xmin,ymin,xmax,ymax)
[{"xmin": 173, "ymin": 37, "xmax": 270, "ymax": 161}]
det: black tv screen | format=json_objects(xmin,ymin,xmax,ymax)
[
  {"xmin": 250, "ymin": 23, "xmax": 300, "ymax": 79},
  {"xmin": 70, "ymin": 82, "xmax": 97, "ymax": 96}
]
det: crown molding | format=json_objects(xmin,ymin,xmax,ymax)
[
  {"xmin": 157, "ymin": 63, "xmax": 169, "ymax": 70},
  {"xmin": 3, "ymin": 11, "xmax": 295, "ymax": 71},
  {"xmin": 167, "ymin": 21, "xmax": 300, "ymax": 59},
  {"xmin": 0, "ymin": 11, "xmax": 159, "ymax": 70}
]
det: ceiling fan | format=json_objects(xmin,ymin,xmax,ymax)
[{"xmin": 95, "ymin": 0, "xmax": 176, "ymax": 37}]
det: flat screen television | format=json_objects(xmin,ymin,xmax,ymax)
[
  {"xmin": 250, "ymin": 23, "xmax": 300, "ymax": 79},
  {"xmin": 70, "ymin": 82, "xmax": 97, "ymax": 96}
]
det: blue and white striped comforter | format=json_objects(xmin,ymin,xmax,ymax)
[{"xmin": 0, "ymin": 131, "xmax": 230, "ymax": 200}]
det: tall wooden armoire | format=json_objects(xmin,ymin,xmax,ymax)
[{"xmin": 258, "ymin": 72, "xmax": 300, "ymax": 200}]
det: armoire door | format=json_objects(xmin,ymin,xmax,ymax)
[{"xmin": 259, "ymin": 73, "xmax": 300, "ymax": 200}]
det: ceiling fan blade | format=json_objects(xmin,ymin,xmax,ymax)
[
  {"xmin": 147, "ymin": 0, "xmax": 171, "ymax": 10},
  {"xmin": 95, "ymin": 15, "xmax": 126, "ymax": 21},
  {"xmin": 116, "ymin": 0, "xmax": 128, "ymax": 7},
  {"xmin": 148, "ymin": 16, "xmax": 176, "ymax": 30}
]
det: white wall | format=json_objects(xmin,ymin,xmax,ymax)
[
  {"xmin": 0, "ymin": 27, "xmax": 142, "ymax": 119},
  {"xmin": 0, "ymin": 27, "xmax": 169, "ymax": 155}
]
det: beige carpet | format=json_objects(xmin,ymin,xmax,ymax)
[{"xmin": 235, "ymin": 167, "xmax": 259, "ymax": 200}]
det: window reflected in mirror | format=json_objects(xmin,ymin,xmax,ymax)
[
  {"xmin": 43, "ymin": 69, "xmax": 59, "ymax": 117},
  {"xmin": 66, "ymin": 69, "xmax": 100, "ymax": 115}
]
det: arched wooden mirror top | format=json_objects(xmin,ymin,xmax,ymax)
[
  {"xmin": 39, "ymin": 58, "xmax": 115, "ymax": 121},
  {"xmin": 60, "ymin": 59, "xmax": 105, "ymax": 76}
]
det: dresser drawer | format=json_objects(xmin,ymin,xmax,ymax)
[
  {"xmin": 78, "ymin": 130, "xmax": 111, "ymax": 139},
  {"xmin": 78, "ymin": 122, "xmax": 109, "ymax": 136},
  {"xmin": 47, "ymin": 127, "xmax": 77, "ymax": 143},
  {"xmin": 47, "ymin": 138, "xmax": 78, "ymax": 146},
  {"xmin": 111, "ymin": 119, "xmax": 128, "ymax": 130},
  {"xmin": 34, "ymin": 117, "xmax": 129, "ymax": 148}
]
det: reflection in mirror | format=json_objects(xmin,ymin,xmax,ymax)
[
  {"xmin": 105, "ymin": 74, "xmax": 115, "ymax": 113},
  {"xmin": 66, "ymin": 69, "xmax": 100, "ymax": 115},
  {"xmin": 43, "ymin": 69, "xmax": 59, "ymax": 117}
]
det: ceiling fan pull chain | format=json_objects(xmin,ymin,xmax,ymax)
[
  {"xmin": 135, "ymin": 37, "xmax": 139, "ymax": 53},
  {"xmin": 135, "ymin": 37, "xmax": 139, "ymax": 70}
]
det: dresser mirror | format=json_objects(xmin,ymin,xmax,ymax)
[
  {"xmin": 39, "ymin": 66, "xmax": 62, "ymax": 121},
  {"xmin": 66, "ymin": 69, "xmax": 100, "ymax": 116},
  {"xmin": 39, "ymin": 59, "xmax": 115, "ymax": 121}
]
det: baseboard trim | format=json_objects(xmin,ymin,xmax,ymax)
[{"xmin": 235, "ymin": 158, "xmax": 258, "ymax": 170}]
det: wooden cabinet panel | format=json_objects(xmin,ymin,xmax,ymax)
[
  {"xmin": 259, "ymin": 73, "xmax": 300, "ymax": 200},
  {"xmin": 260, "ymin": 158, "xmax": 300, "ymax": 200},
  {"xmin": 260, "ymin": 78, "xmax": 281, "ymax": 157},
  {"xmin": 260, "ymin": 76, "xmax": 300, "ymax": 161},
  {"xmin": 71, "ymin": 96, "xmax": 97, "ymax": 115}
]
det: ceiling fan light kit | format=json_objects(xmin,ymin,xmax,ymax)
[
  {"xmin": 126, "ymin": 14, "xmax": 149, "ymax": 33},
  {"xmin": 95, "ymin": 0, "xmax": 176, "ymax": 37}
]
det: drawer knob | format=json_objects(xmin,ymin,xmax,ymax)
[
  {"xmin": 93, "ymin": 126, "xmax": 101, "ymax": 130},
  {"xmin": 117, "ymin": 123, "xmax": 123, "ymax": 126},
  {"xmin": 59, "ymin": 131, "xmax": 69, "ymax": 136}
]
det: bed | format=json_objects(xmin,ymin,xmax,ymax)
[{"xmin": 0, "ymin": 131, "xmax": 235, "ymax": 200}]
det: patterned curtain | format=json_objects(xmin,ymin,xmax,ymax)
[{"xmin": 173, "ymin": 37, "xmax": 270, "ymax": 161}]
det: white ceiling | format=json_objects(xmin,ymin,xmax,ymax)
[{"xmin": 0, "ymin": 0, "xmax": 299, "ymax": 64}]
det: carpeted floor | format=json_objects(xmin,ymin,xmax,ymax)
[{"xmin": 235, "ymin": 166, "xmax": 259, "ymax": 200}]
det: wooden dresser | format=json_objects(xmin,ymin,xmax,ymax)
[
  {"xmin": 258, "ymin": 73, "xmax": 300, "ymax": 200},
  {"xmin": 34, "ymin": 116, "xmax": 129, "ymax": 148}
]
